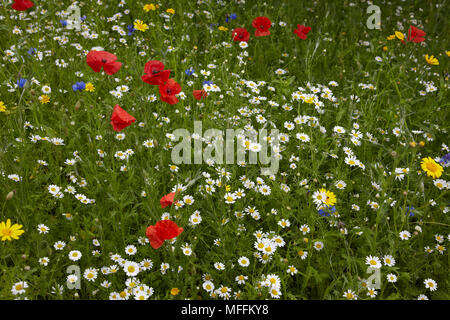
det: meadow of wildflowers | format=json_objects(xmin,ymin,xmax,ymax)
[{"xmin": 0, "ymin": 0, "xmax": 449, "ymax": 301}]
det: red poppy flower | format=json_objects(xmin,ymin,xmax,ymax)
[
  {"xmin": 193, "ymin": 89, "xmax": 208, "ymax": 100},
  {"xmin": 407, "ymin": 25, "xmax": 426, "ymax": 43},
  {"xmin": 86, "ymin": 51, "xmax": 122, "ymax": 75},
  {"xmin": 232, "ymin": 28, "xmax": 250, "ymax": 42},
  {"xmin": 252, "ymin": 16, "xmax": 271, "ymax": 37},
  {"xmin": 11, "ymin": 0, "xmax": 34, "ymax": 11},
  {"xmin": 110, "ymin": 105, "xmax": 136, "ymax": 132},
  {"xmin": 159, "ymin": 79, "xmax": 182, "ymax": 105},
  {"xmin": 141, "ymin": 60, "xmax": 171, "ymax": 85},
  {"xmin": 160, "ymin": 192, "xmax": 176, "ymax": 208},
  {"xmin": 146, "ymin": 220, "xmax": 184, "ymax": 249},
  {"xmin": 293, "ymin": 24, "xmax": 311, "ymax": 40}
]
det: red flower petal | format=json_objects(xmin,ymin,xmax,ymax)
[
  {"xmin": 11, "ymin": 0, "xmax": 34, "ymax": 11},
  {"xmin": 103, "ymin": 61, "xmax": 122, "ymax": 75},
  {"xmin": 232, "ymin": 28, "xmax": 250, "ymax": 42},
  {"xmin": 159, "ymin": 79, "xmax": 182, "ymax": 105},
  {"xmin": 86, "ymin": 51, "xmax": 121, "ymax": 74},
  {"xmin": 142, "ymin": 69, "xmax": 171, "ymax": 85},
  {"xmin": 407, "ymin": 25, "xmax": 426, "ymax": 43},
  {"xmin": 157, "ymin": 220, "xmax": 184, "ymax": 240},
  {"xmin": 193, "ymin": 89, "xmax": 208, "ymax": 100},
  {"xmin": 252, "ymin": 16, "xmax": 271, "ymax": 36},
  {"xmin": 146, "ymin": 220, "xmax": 183, "ymax": 249},
  {"xmin": 160, "ymin": 192, "xmax": 176, "ymax": 208},
  {"xmin": 145, "ymin": 225, "xmax": 165, "ymax": 249},
  {"xmin": 294, "ymin": 25, "xmax": 311, "ymax": 40},
  {"xmin": 160, "ymin": 94, "xmax": 179, "ymax": 105},
  {"xmin": 143, "ymin": 60, "xmax": 165, "ymax": 74},
  {"xmin": 110, "ymin": 105, "xmax": 136, "ymax": 132}
]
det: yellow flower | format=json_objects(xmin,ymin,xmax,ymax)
[
  {"xmin": 0, "ymin": 219, "xmax": 25, "ymax": 241},
  {"xmin": 134, "ymin": 20, "xmax": 149, "ymax": 32},
  {"xmin": 39, "ymin": 94, "xmax": 50, "ymax": 104},
  {"xmin": 446, "ymin": 51, "xmax": 450, "ymax": 57},
  {"xmin": 319, "ymin": 188, "xmax": 337, "ymax": 207},
  {"xmin": 166, "ymin": 8, "xmax": 175, "ymax": 15},
  {"xmin": 421, "ymin": 157, "xmax": 443, "ymax": 179},
  {"xmin": 143, "ymin": 4, "xmax": 156, "ymax": 11},
  {"xmin": 170, "ymin": 288, "xmax": 179, "ymax": 296},
  {"xmin": 387, "ymin": 34, "xmax": 396, "ymax": 40},
  {"xmin": 218, "ymin": 26, "xmax": 228, "ymax": 31},
  {"xmin": 225, "ymin": 185, "xmax": 231, "ymax": 192},
  {"xmin": 84, "ymin": 82, "xmax": 95, "ymax": 92},
  {"xmin": 424, "ymin": 54, "xmax": 439, "ymax": 65},
  {"xmin": 0, "ymin": 101, "xmax": 6, "ymax": 112},
  {"xmin": 383, "ymin": 46, "xmax": 388, "ymax": 51},
  {"xmin": 395, "ymin": 31, "xmax": 404, "ymax": 41}
]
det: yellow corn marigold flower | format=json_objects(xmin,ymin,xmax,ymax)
[
  {"xmin": 218, "ymin": 26, "xmax": 228, "ymax": 31},
  {"xmin": 395, "ymin": 31, "xmax": 404, "ymax": 41},
  {"xmin": 39, "ymin": 95, "xmax": 50, "ymax": 104},
  {"xmin": 424, "ymin": 54, "xmax": 439, "ymax": 65},
  {"xmin": 0, "ymin": 219, "xmax": 25, "ymax": 241},
  {"xmin": 85, "ymin": 82, "xmax": 95, "ymax": 92},
  {"xmin": 143, "ymin": 4, "xmax": 156, "ymax": 11},
  {"xmin": 319, "ymin": 188, "xmax": 337, "ymax": 206},
  {"xmin": 446, "ymin": 51, "xmax": 450, "ymax": 57},
  {"xmin": 387, "ymin": 34, "xmax": 396, "ymax": 40},
  {"xmin": 134, "ymin": 20, "xmax": 149, "ymax": 32},
  {"xmin": 383, "ymin": 46, "xmax": 388, "ymax": 51},
  {"xmin": 421, "ymin": 157, "xmax": 443, "ymax": 179},
  {"xmin": 170, "ymin": 288, "xmax": 180, "ymax": 296},
  {"xmin": 166, "ymin": 8, "xmax": 175, "ymax": 14},
  {"xmin": 0, "ymin": 101, "xmax": 6, "ymax": 112}
]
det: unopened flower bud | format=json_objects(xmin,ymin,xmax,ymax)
[{"xmin": 6, "ymin": 190, "xmax": 16, "ymax": 200}]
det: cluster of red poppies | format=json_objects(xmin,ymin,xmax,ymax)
[
  {"xmin": 84, "ymin": 53, "xmax": 184, "ymax": 248},
  {"xmin": 232, "ymin": 16, "xmax": 311, "ymax": 42},
  {"xmin": 141, "ymin": 60, "xmax": 183, "ymax": 105}
]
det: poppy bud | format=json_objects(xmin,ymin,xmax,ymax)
[
  {"xmin": 75, "ymin": 101, "xmax": 81, "ymax": 110},
  {"xmin": 391, "ymin": 151, "xmax": 397, "ymax": 157},
  {"xmin": 6, "ymin": 190, "xmax": 16, "ymax": 200}
]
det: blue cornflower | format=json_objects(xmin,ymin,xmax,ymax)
[
  {"xmin": 27, "ymin": 48, "xmax": 37, "ymax": 56},
  {"xmin": 225, "ymin": 13, "xmax": 237, "ymax": 23},
  {"xmin": 318, "ymin": 205, "xmax": 336, "ymax": 217},
  {"xmin": 406, "ymin": 206, "xmax": 415, "ymax": 217},
  {"xmin": 80, "ymin": 15, "xmax": 87, "ymax": 22},
  {"xmin": 72, "ymin": 81, "xmax": 86, "ymax": 92},
  {"xmin": 439, "ymin": 153, "xmax": 450, "ymax": 167},
  {"xmin": 127, "ymin": 25, "xmax": 135, "ymax": 36},
  {"xmin": 185, "ymin": 67, "xmax": 195, "ymax": 76},
  {"xmin": 203, "ymin": 80, "xmax": 213, "ymax": 86},
  {"xmin": 17, "ymin": 78, "xmax": 27, "ymax": 88},
  {"xmin": 60, "ymin": 20, "xmax": 68, "ymax": 27}
]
